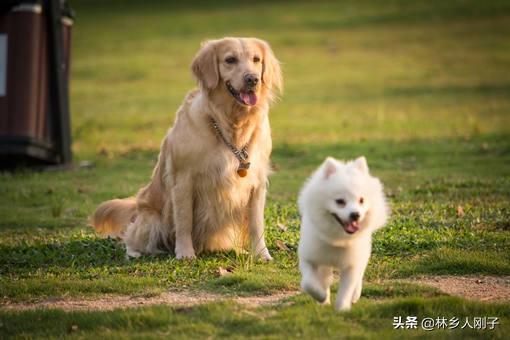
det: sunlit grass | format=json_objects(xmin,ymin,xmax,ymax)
[{"xmin": 1, "ymin": 0, "xmax": 509, "ymax": 337}]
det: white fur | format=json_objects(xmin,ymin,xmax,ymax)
[{"xmin": 298, "ymin": 156, "xmax": 389, "ymax": 311}]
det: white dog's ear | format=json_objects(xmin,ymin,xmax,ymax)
[
  {"xmin": 354, "ymin": 156, "xmax": 369, "ymax": 174},
  {"xmin": 191, "ymin": 40, "xmax": 219, "ymax": 91},
  {"xmin": 323, "ymin": 157, "xmax": 337, "ymax": 179},
  {"xmin": 254, "ymin": 39, "xmax": 283, "ymax": 98}
]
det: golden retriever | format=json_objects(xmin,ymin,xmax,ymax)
[{"xmin": 91, "ymin": 37, "xmax": 283, "ymax": 260}]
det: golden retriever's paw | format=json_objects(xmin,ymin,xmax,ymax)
[
  {"xmin": 261, "ymin": 253, "xmax": 273, "ymax": 262},
  {"xmin": 175, "ymin": 240, "xmax": 196, "ymax": 260},
  {"xmin": 256, "ymin": 248, "xmax": 273, "ymax": 262},
  {"xmin": 125, "ymin": 246, "xmax": 142, "ymax": 259},
  {"xmin": 175, "ymin": 248, "xmax": 196, "ymax": 260}
]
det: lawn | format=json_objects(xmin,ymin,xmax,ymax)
[{"xmin": 1, "ymin": 0, "xmax": 509, "ymax": 338}]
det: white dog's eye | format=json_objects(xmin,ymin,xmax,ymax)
[
  {"xmin": 253, "ymin": 56, "xmax": 261, "ymax": 63},
  {"xmin": 359, "ymin": 197, "xmax": 364, "ymax": 204},
  {"xmin": 335, "ymin": 198, "xmax": 346, "ymax": 206},
  {"xmin": 225, "ymin": 56, "xmax": 238, "ymax": 64}
]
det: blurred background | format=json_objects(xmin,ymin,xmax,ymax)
[
  {"xmin": 2, "ymin": 0, "xmax": 509, "ymax": 225},
  {"xmin": 68, "ymin": 0, "xmax": 510, "ymax": 156}
]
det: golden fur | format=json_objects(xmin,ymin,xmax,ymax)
[{"xmin": 91, "ymin": 37, "xmax": 283, "ymax": 259}]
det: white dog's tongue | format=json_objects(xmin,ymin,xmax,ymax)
[
  {"xmin": 240, "ymin": 92, "xmax": 257, "ymax": 106},
  {"xmin": 344, "ymin": 221, "xmax": 359, "ymax": 234}
]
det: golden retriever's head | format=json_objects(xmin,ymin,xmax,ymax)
[{"xmin": 191, "ymin": 37, "xmax": 283, "ymax": 108}]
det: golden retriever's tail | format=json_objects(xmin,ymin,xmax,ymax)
[{"xmin": 90, "ymin": 198, "xmax": 137, "ymax": 238}]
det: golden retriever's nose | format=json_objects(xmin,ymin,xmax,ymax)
[{"xmin": 244, "ymin": 73, "xmax": 259, "ymax": 88}]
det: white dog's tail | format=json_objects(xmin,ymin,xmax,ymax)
[{"xmin": 90, "ymin": 198, "xmax": 137, "ymax": 238}]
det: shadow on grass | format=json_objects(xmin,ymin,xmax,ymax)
[{"xmin": 0, "ymin": 236, "xmax": 299, "ymax": 300}]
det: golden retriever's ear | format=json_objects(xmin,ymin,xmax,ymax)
[
  {"xmin": 191, "ymin": 40, "xmax": 219, "ymax": 91},
  {"xmin": 255, "ymin": 39, "xmax": 283, "ymax": 97}
]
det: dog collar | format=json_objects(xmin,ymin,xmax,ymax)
[{"xmin": 209, "ymin": 116, "xmax": 251, "ymax": 177}]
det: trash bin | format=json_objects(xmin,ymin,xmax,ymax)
[{"xmin": 0, "ymin": 0, "xmax": 73, "ymax": 168}]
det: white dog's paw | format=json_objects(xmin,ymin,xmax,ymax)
[
  {"xmin": 301, "ymin": 280, "xmax": 328, "ymax": 303},
  {"xmin": 320, "ymin": 289, "xmax": 331, "ymax": 305},
  {"xmin": 351, "ymin": 283, "xmax": 362, "ymax": 304},
  {"xmin": 334, "ymin": 301, "xmax": 352, "ymax": 312}
]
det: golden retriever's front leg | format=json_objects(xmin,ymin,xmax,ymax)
[
  {"xmin": 172, "ymin": 175, "xmax": 196, "ymax": 259},
  {"xmin": 249, "ymin": 185, "xmax": 273, "ymax": 261}
]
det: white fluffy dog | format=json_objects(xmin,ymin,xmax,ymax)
[{"xmin": 298, "ymin": 156, "xmax": 389, "ymax": 311}]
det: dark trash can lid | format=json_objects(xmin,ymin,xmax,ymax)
[
  {"xmin": 0, "ymin": 0, "xmax": 75, "ymax": 19},
  {"xmin": 1, "ymin": 0, "xmax": 40, "ymax": 12}
]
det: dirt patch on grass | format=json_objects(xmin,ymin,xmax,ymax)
[
  {"xmin": 404, "ymin": 275, "xmax": 510, "ymax": 302},
  {"xmin": 3, "ymin": 275, "xmax": 509, "ymax": 312},
  {"xmin": 0, "ymin": 291, "xmax": 299, "ymax": 312}
]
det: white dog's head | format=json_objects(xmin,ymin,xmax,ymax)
[{"xmin": 299, "ymin": 156, "xmax": 388, "ymax": 236}]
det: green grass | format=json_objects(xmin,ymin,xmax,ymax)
[
  {"xmin": 1, "ymin": 0, "xmax": 510, "ymax": 337},
  {"xmin": 1, "ymin": 294, "xmax": 509, "ymax": 339}
]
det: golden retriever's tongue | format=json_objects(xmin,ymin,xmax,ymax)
[
  {"xmin": 344, "ymin": 221, "xmax": 359, "ymax": 234},
  {"xmin": 240, "ymin": 92, "xmax": 257, "ymax": 106}
]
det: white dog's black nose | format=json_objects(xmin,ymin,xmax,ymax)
[
  {"xmin": 244, "ymin": 74, "xmax": 259, "ymax": 87},
  {"xmin": 350, "ymin": 212, "xmax": 360, "ymax": 221}
]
